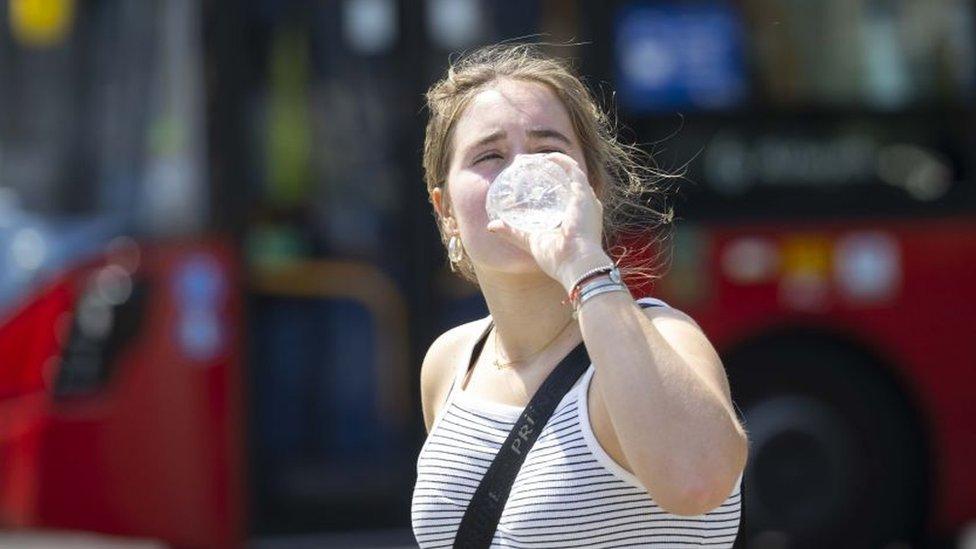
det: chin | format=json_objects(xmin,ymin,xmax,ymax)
[
  {"xmin": 469, "ymin": 239, "xmax": 542, "ymax": 275},
  {"xmin": 485, "ymin": 255, "xmax": 543, "ymax": 276}
]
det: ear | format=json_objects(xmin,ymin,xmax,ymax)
[
  {"xmin": 431, "ymin": 187, "xmax": 457, "ymax": 233},
  {"xmin": 431, "ymin": 187, "xmax": 445, "ymax": 217}
]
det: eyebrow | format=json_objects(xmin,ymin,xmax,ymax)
[
  {"xmin": 465, "ymin": 128, "xmax": 573, "ymax": 155},
  {"xmin": 468, "ymin": 130, "xmax": 506, "ymax": 152},
  {"xmin": 527, "ymin": 128, "xmax": 572, "ymax": 145}
]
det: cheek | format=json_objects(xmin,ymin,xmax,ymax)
[{"xmin": 448, "ymin": 177, "xmax": 490, "ymax": 229}]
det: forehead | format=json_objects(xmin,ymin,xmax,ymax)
[{"xmin": 452, "ymin": 79, "xmax": 575, "ymax": 149}]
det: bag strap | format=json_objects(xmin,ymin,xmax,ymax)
[
  {"xmin": 453, "ymin": 341, "xmax": 591, "ymax": 548},
  {"xmin": 453, "ymin": 300, "xmax": 666, "ymax": 548}
]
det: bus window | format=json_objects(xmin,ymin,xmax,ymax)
[{"xmin": 605, "ymin": 0, "xmax": 976, "ymax": 221}]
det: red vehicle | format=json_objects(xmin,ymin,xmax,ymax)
[{"xmin": 587, "ymin": 1, "xmax": 976, "ymax": 547}]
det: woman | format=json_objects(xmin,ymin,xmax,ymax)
[{"xmin": 412, "ymin": 44, "xmax": 748, "ymax": 548}]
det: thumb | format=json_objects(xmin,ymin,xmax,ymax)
[{"xmin": 487, "ymin": 219, "xmax": 531, "ymax": 250}]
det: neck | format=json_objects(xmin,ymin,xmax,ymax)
[{"xmin": 476, "ymin": 268, "xmax": 578, "ymax": 362}]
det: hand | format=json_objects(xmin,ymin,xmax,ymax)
[{"xmin": 487, "ymin": 152, "xmax": 613, "ymax": 292}]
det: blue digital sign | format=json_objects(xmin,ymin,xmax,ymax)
[{"xmin": 615, "ymin": 2, "xmax": 748, "ymax": 112}]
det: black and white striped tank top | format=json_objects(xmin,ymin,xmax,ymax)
[{"xmin": 412, "ymin": 297, "xmax": 742, "ymax": 548}]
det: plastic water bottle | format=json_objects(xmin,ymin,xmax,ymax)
[{"xmin": 485, "ymin": 154, "xmax": 572, "ymax": 233}]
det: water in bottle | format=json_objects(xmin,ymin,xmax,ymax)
[{"xmin": 485, "ymin": 154, "xmax": 571, "ymax": 233}]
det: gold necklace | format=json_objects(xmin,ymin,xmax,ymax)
[{"xmin": 493, "ymin": 318, "xmax": 575, "ymax": 370}]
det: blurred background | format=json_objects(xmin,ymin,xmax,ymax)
[{"xmin": 0, "ymin": 0, "xmax": 974, "ymax": 548}]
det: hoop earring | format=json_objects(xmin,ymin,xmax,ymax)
[{"xmin": 448, "ymin": 235, "xmax": 464, "ymax": 264}]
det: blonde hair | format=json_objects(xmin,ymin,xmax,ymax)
[{"xmin": 423, "ymin": 43, "xmax": 676, "ymax": 288}]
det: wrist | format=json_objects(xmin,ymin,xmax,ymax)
[
  {"xmin": 557, "ymin": 249, "xmax": 614, "ymax": 292},
  {"xmin": 575, "ymin": 280, "xmax": 631, "ymax": 316}
]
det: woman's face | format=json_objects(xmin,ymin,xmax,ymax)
[{"xmin": 435, "ymin": 78, "xmax": 589, "ymax": 276}]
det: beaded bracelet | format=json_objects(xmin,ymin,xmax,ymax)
[
  {"xmin": 567, "ymin": 264, "xmax": 616, "ymax": 293},
  {"xmin": 566, "ymin": 264, "xmax": 621, "ymax": 307}
]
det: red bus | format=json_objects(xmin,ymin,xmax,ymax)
[{"xmin": 585, "ymin": 1, "xmax": 976, "ymax": 547}]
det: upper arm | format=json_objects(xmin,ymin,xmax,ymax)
[
  {"xmin": 636, "ymin": 304, "xmax": 746, "ymax": 513},
  {"xmin": 639, "ymin": 304, "xmax": 734, "ymax": 409}
]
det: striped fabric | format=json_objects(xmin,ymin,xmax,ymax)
[{"xmin": 412, "ymin": 298, "xmax": 742, "ymax": 548}]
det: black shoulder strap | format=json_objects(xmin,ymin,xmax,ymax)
[
  {"xmin": 453, "ymin": 341, "xmax": 591, "ymax": 548},
  {"xmin": 452, "ymin": 300, "xmax": 666, "ymax": 547},
  {"xmin": 443, "ymin": 320, "xmax": 494, "ymax": 406},
  {"xmin": 470, "ymin": 320, "xmax": 494, "ymax": 370}
]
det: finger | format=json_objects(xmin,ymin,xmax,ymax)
[
  {"xmin": 544, "ymin": 157, "xmax": 594, "ymax": 218},
  {"xmin": 544, "ymin": 152, "xmax": 581, "ymax": 177},
  {"xmin": 544, "ymin": 152, "xmax": 577, "ymax": 180},
  {"xmin": 545, "ymin": 153, "xmax": 591, "ymax": 196},
  {"xmin": 487, "ymin": 219, "xmax": 532, "ymax": 250},
  {"xmin": 544, "ymin": 151, "xmax": 577, "ymax": 168}
]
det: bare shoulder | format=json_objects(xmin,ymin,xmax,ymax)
[{"xmin": 420, "ymin": 316, "xmax": 491, "ymax": 432}]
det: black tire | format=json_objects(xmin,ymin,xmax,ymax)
[{"xmin": 726, "ymin": 334, "xmax": 927, "ymax": 549}]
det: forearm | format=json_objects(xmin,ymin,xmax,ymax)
[{"xmin": 577, "ymin": 290, "xmax": 747, "ymax": 513}]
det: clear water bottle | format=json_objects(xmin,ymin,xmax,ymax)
[{"xmin": 485, "ymin": 154, "xmax": 572, "ymax": 233}]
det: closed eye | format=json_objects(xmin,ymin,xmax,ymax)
[{"xmin": 474, "ymin": 152, "xmax": 503, "ymax": 164}]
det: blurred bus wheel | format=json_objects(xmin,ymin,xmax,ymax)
[{"xmin": 727, "ymin": 335, "xmax": 927, "ymax": 549}]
